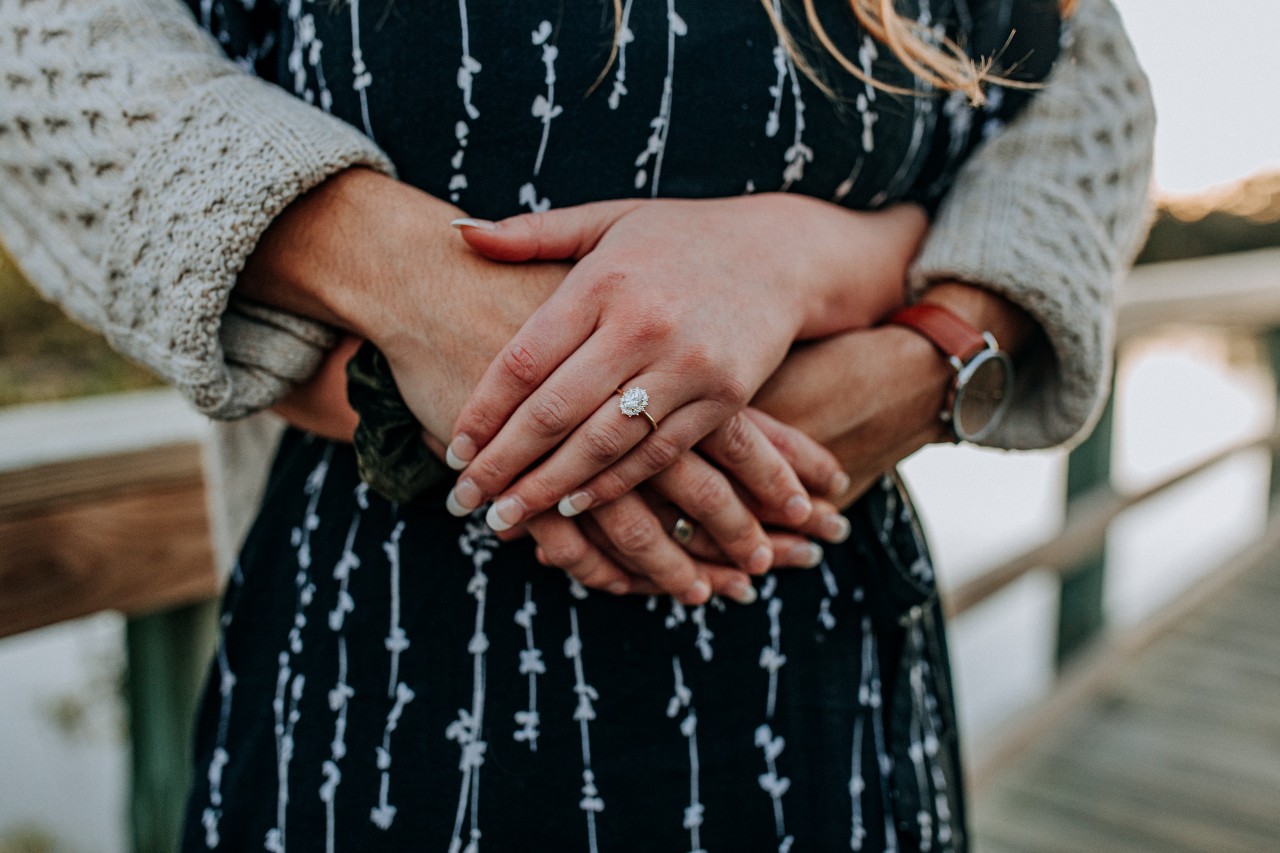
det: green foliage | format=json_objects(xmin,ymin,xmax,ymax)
[{"xmin": 0, "ymin": 251, "xmax": 160, "ymax": 408}]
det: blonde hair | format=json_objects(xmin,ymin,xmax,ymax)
[{"xmin": 598, "ymin": 0, "xmax": 1075, "ymax": 106}]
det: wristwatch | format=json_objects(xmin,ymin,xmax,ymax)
[{"xmin": 886, "ymin": 302, "xmax": 1014, "ymax": 443}]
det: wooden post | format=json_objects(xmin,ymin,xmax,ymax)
[
  {"xmin": 1267, "ymin": 329, "xmax": 1280, "ymax": 509},
  {"xmin": 1057, "ymin": 390, "xmax": 1115, "ymax": 667},
  {"xmin": 126, "ymin": 599, "xmax": 220, "ymax": 853}
]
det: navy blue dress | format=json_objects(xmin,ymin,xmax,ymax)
[{"xmin": 182, "ymin": 2, "xmax": 1059, "ymax": 851}]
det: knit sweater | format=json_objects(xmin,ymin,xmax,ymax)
[{"xmin": 0, "ymin": 0, "xmax": 1154, "ymax": 571}]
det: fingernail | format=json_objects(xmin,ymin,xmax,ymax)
[
  {"xmin": 445, "ymin": 488, "xmax": 469, "ymax": 517},
  {"xmin": 448, "ymin": 478, "xmax": 483, "ymax": 515},
  {"xmin": 820, "ymin": 513, "xmax": 852, "ymax": 544},
  {"xmin": 687, "ymin": 579, "xmax": 712, "ymax": 605},
  {"xmin": 450, "ymin": 217, "xmax": 496, "ymax": 231},
  {"xmin": 747, "ymin": 545, "xmax": 773, "ymax": 574},
  {"xmin": 558, "ymin": 491, "xmax": 593, "ymax": 518},
  {"xmin": 726, "ymin": 579, "xmax": 759, "ymax": 606},
  {"xmin": 485, "ymin": 496, "xmax": 525, "ymax": 532},
  {"xmin": 446, "ymin": 434, "xmax": 476, "ymax": 471},
  {"xmin": 783, "ymin": 494, "xmax": 813, "ymax": 524},
  {"xmin": 788, "ymin": 542, "xmax": 825, "ymax": 568},
  {"xmin": 535, "ymin": 547, "xmax": 549, "ymax": 565},
  {"xmin": 828, "ymin": 471, "xmax": 852, "ymax": 498},
  {"xmin": 607, "ymin": 581, "xmax": 628, "ymax": 596}
]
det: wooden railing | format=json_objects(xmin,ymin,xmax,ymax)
[{"xmin": 1, "ymin": 248, "xmax": 1278, "ymax": 851}]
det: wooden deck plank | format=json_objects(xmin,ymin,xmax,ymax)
[{"xmin": 972, "ymin": 547, "xmax": 1280, "ymax": 851}]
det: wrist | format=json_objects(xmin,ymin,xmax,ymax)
[
  {"xmin": 783, "ymin": 198, "xmax": 928, "ymax": 339},
  {"xmin": 237, "ymin": 168, "xmax": 463, "ymax": 342},
  {"xmin": 916, "ymin": 281, "xmax": 1037, "ymax": 356}
]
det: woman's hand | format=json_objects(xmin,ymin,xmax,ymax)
[{"xmin": 443, "ymin": 196, "xmax": 927, "ymax": 533}]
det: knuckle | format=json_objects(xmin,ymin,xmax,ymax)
[
  {"xmin": 609, "ymin": 514, "xmax": 659, "ymax": 555},
  {"xmin": 499, "ymin": 343, "xmax": 542, "ymax": 388},
  {"xmin": 706, "ymin": 372, "xmax": 750, "ymax": 409},
  {"xmin": 617, "ymin": 305, "xmax": 676, "ymax": 347},
  {"xmin": 526, "ymin": 390, "xmax": 572, "ymax": 438},
  {"xmin": 469, "ymin": 454, "xmax": 509, "ymax": 491},
  {"xmin": 717, "ymin": 413, "xmax": 757, "ymax": 466},
  {"xmin": 688, "ymin": 470, "xmax": 732, "ymax": 517},
  {"xmin": 590, "ymin": 466, "xmax": 631, "ymax": 504},
  {"xmin": 582, "ymin": 422, "xmax": 629, "ymax": 465},
  {"xmin": 576, "ymin": 564, "xmax": 618, "ymax": 591},
  {"xmin": 543, "ymin": 536, "xmax": 588, "ymax": 569},
  {"xmin": 637, "ymin": 432, "xmax": 681, "ymax": 473}
]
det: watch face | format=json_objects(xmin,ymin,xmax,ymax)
[{"xmin": 954, "ymin": 351, "xmax": 1014, "ymax": 442}]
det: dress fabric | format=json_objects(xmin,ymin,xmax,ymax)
[{"xmin": 181, "ymin": 2, "xmax": 1060, "ymax": 851}]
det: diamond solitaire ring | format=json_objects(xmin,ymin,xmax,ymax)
[{"xmin": 616, "ymin": 386, "xmax": 657, "ymax": 431}]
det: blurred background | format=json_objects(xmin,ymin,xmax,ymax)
[{"xmin": 1, "ymin": 1, "xmax": 1278, "ymax": 851}]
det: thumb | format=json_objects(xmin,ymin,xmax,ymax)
[{"xmin": 450, "ymin": 199, "xmax": 640, "ymax": 262}]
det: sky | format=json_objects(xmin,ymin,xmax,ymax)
[{"xmin": 1117, "ymin": 0, "xmax": 1280, "ymax": 195}]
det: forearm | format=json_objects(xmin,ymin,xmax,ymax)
[
  {"xmin": 0, "ymin": 0, "xmax": 394, "ymax": 418},
  {"xmin": 908, "ymin": 0, "xmax": 1156, "ymax": 449}
]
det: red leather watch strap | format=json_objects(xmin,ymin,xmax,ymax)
[{"xmin": 886, "ymin": 303, "xmax": 990, "ymax": 364}]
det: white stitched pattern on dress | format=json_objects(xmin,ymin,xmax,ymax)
[
  {"xmin": 766, "ymin": 0, "xmax": 812, "ymax": 190},
  {"xmin": 565, "ymin": 605, "xmax": 604, "ymax": 852},
  {"xmin": 449, "ymin": 0, "xmax": 482, "ymax": 203},
  {"xmin": 519, "ymin": 20, "xmax": 560, "ymax": 213},
  {"xmin": 201, "ymin": 564, "xmax": 243, "ymax": 849},
  {"xmin": 348, "ymin": 0, "xmax": 375, "ymax": 139},
  {"xmin": 514, "ymin": 582, "xmax": 545, "ymax": 751},
  {"xmin": 817, "ymin": 558, "xmax": 839, "ymax": 630},
  {"xmin": 754, "ymin": 575, "xmax": 794, "ymax": 852},
  {"xmin": 849, "ymin": 591, "xmax": 871, "ymax": 851},
  {"xmin": 911, "ymin": 619, "xmax": 955, "ymax": 850},
  {"xmin": 266, "ymin": 444, "xmax": 331, "ymax": 852},
  {"xmin": 319, "ymin": 483, "xmax": 366, "ymax": 852},
  {"xmin": 667, "ymin": 656, "xmax": 707, "ymax": 853},
  {"xmin": 607, "ymin": 0, "xmax": 636, "ymax": 109},
  {"xmin": 371, "ymin": 518, "xmax": 413, "ymax": 831},
  {"xmin": 861, "ymin": 605, "xmax": 900, "ymax": 853},
  {"xmin": 286, "ymin": 0, "xmax": 332, "ymax": 111},
  {"xmin": 446, "ymin": 516, "xmax": 498, "ymax": 853},
  {"xmin": 634, "ymin": 0, "xmax": 685, "ymax": 194}
]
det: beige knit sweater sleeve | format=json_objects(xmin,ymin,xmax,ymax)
[
  {"xmin": 0, "ymin": 0, "xmax": 393, "ymax": 418},
  {"xmin": 909, "ymin": 0, "xmax": 1156, "ymax": 450}
]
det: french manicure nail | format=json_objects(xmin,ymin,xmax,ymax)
[
  {"xmin": 822, "ymin": 513, "xmax": 852, "ymax": 544},
  {"xmin": 783, "ymin": 494, "xmax": 813, "ymax": 524},
  {"xmin": 558, "ymin": 491, "xmax": 593, "ymax": 517},
  {"xmin": 788, "ymin": 542, "xmax": 825, "ymax": 568},
  {"xmin": 607, "ymin": 581, "xmax": 628, "ymax": 596},
  {"xmin": 445, "ymin": 434, "xmax": 476, "ymax": 471},
  {"xmin": 687, "ymin": 579, "xmax": 712, "ymax": 605},
  {"xmin": 445, "ymin": 488, "xmax": 470, "ymax": 518},
  {"xmin": 485, "ymin": 496, "xmax": 524, "ymax": 532},
  {"xmin": 450, "ymin": 217, "xmax": 497, "ymax": 231},
  {"xmin": 450, "ymin": 478, "xmax": 482, "ymax": 514},
  {"xmin": 726, "ymin": 579, "xmax": 759, "ymax": 606},
  {"xmin": 747, "ymin": 545, "xmax": 773, "ymax": 574},
  {"xmin": 828, "ymin": 471, "xmax": 852, "ymax": 498}
]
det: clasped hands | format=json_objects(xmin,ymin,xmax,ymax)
[
  {"xmin": 434, "ymin": 194, "xmax": 931, "ymax": 606},
  {"xmin": 249, "ymin": 170, "xmax": 966, "ymax": 608}
]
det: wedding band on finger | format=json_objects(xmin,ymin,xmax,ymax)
[
  {"xmin": 671, "ymin": 517, "xmax": 696, "ymax": 546},
  {"xmin": 616, "ymin": 386, "xmax": 658, "ymax": 432}
]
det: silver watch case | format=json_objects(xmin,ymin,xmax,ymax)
[{"xmin": 941, "ymin": 332, "xmax": 1014, "ymax": 443}]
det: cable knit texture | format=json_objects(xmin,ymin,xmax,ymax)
[
  {"xmin": 0, "ymin": 0, "xmax": 393, "ymax": 418},
  {"xmin": 910, "ymin": 0, "xmax": 1156, "ymax": 450}
]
